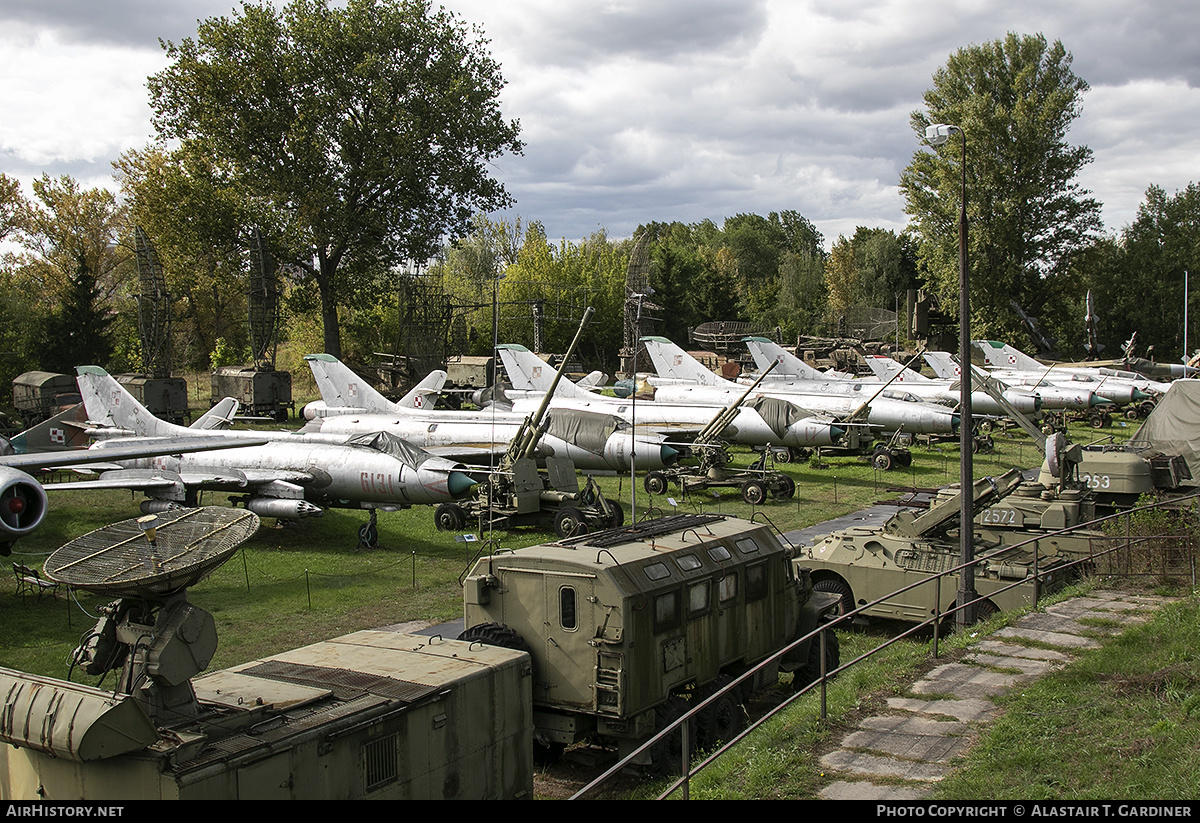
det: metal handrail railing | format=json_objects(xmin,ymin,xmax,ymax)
[{"xmin": 571, "ymin": 490, "xmax": 1200, "ymax": 800}]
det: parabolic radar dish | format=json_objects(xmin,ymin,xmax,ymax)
[{"xmin": 44, "ymin": 507, "xmax": 260, "ymax": 599}]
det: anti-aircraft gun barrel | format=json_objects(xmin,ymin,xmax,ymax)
[
  {"xmin": 693, "ymin": 360, "xmax": 779, "ymax": 444},
  {"xmin": 886, "ymin": 468, "xmax": 1024, "ymax": 539},
  {"xmin": 503, "ymin": 306, "xmax": 595, "ymax": 467},
  {"xmin": 961, "ymin": 356, "xmax": 1047, "ymax": 448}
]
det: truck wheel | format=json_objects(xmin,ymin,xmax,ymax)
[
  {"xmin": 872, "ymin": 451, "xmax": 893, "ymax": 471},
  {"xmin": 794, "ymin": 630, "xmax": 840, "ymax": 690},
  {"xmin": 697, "ymin": 675, "xmax": 746, "ymax": 751},
  {"xmin": 974, "ymin": 598, "xmax": 999, "ymax": 621},
  {"xmin": 741, "ymin": 480, "xmax": 766, "ymax": 505},
  {"xmin": 457, "ymin": 622, "xmax": 532, "ymax": 655},
  {"xmin": 814, "ymin": 578, "xmax": 854, "ymax": 617},
  {"xmin": 648, "ymin": 696, "xmax": 693, "ymax": 776},
  {"xmin": 644, "ymin": 471, "xmax": 668, "ymax": 495},
  {"xmin": 604, "ymin": 500, "xmax": 625, "ymax": 528},
  {"xmin": 434, "ymin": 503, "xmax": 466, "ymax": 532},
  {"xmin": 773, "ymin": 475, "xmax": 796, "ymax": 500},
  {"xmin": 554, "ymin": 506, "xmax": 588, "ymax": 539}
]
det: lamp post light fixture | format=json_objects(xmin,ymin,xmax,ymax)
[{"xmin": 926, "ymin": 122, "xmax": 975, "ymax": 628}]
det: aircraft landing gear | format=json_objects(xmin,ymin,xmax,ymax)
[{"xmin": 357, "ymin": 509, "xmax": 380, "ymax": 550}]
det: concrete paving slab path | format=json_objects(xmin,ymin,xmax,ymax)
[{"xmin": 816, "ymin": 589, "xmax": 1177, "ymax": 800}]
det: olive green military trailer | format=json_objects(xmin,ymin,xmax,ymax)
[
  {"xmin": 461, "ymin": 513, "xmax": 841, "ymax": 766},
  {"xmin": 801, "ymin": 471, "xmax": 1074, "ymax": 624},
  {"xmin": 0, "ymin": 632, "xmax": 533, "ymax": 800}
]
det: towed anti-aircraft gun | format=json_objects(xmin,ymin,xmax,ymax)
[
  {"xmin": 642, "ymin": 362, "xmax": 798, "ymax": 504},
  {"xmin": 967, "ymin": 358, "xmax": 1186, "ymax": 512},
  {"xmin": 434, "ymin": 307, "xmax": 624, "ymax": 538},
  {"xmin": 802, "ymin": 468, "xmax": 1073, "ymax": 624}
]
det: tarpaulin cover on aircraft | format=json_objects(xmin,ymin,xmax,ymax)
[
  {"xmin": 745, "ymin": 396, "xmax": 816, "ymax": 435},
  {"xmin": 544, "ymin": 410, "xmax": 623, "ymax": 454},
  {"xmin": 345, "ymin": 431, "xmax": 436, "ymax": 467},
  {"xmin": 1130, "ymin": 381, "xmax": 1200, "ymax": 486}
]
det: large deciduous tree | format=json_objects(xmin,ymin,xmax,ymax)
[
  {"xmin": 900, "ymin": 33, "xmax": 1101, "ymax": 346},
  {"xmin": 146, "ymin": 0, "xmax": 523, "ymax": 358}
]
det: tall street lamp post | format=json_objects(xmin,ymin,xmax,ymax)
[{"xmin": 926, "ymin": 122, "xmax": 975, "ymax": 628}]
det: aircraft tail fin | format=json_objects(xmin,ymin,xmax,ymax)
[
  {"xmin": 75, "ymin": 367, "xmax": 184, "ymax": 438},
  {"xmin": 743, "ymin": 337, "xmax": 827, "ymax": 380},
  {"xmin": 8, "ymin": 403, "xmax": 91, "ymax": 453},
  {"xmin": 640, "ymin": 336, "xmax": 727, "ymax": 386},
  {"xmin": 923, "ymin": 352, "xmax": 962, "ymax": 380},
  {"xmin": 305, "ymin": 353, "xmax": 396, "ymax": 413},
  {"xmin": 396, "ymin": 370, "xmax": 447, "ymax": 409},
  {"xmin": 863, "ymin": 355, "xmax": 932, "ymax": 384},
  {"xmin": 975, "ymin": 340, "xmax": 1043, "ymax": 371},
  {"xmin": 192, "ymin": 397, "xmax": 239, "ymax": 430},
  {"xmin": 496, "ymin": 345, "xmax": 591, "ymax": 398},
  {"xmin": 576, "ymin": 370, "xmax": 608, "ymax": 390}
]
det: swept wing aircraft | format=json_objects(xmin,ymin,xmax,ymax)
[
  {"xmin": 923, "ymin": 351, "xmax": 1108, "ymax": 411},
  {"xmin": 0, "ymin": 431, "xmax": 271, "ymax": 556},
  {"xmin": 495, "ymin": 344, "xmax": 845, "ymax": 449},
  {"xmin": 743, "ymin": 337, "xmax": 1040, "ymax": 418},
  {"xmin": 855, "ymin": 353, "xmax": 1041, "ymax": 417},
  {"xmin": 51, "ymin": 366, "xmax": 478, "ymax": 521},
  {"xmin": 302, "ymin": 353, "xmax": 680, "ymax": 472},
  {"xmin": 974, "ymin": 340, "xmax": 1167, "ymax": 403},
  {"xmin": 641, "ymin": 337, "xmax": 959, "ymax": 436}
]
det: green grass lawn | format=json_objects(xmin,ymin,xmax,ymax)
[
  {"xmin": 932, "ymin": 589, "xmax": 1200, "ymax": 801},
  {"xmin": 3, "ymin": 415, "xmax": 1136, "ymax": 681},
  {"xmin": 7, "ymin": 407, "xmax": 1172, "ymax": 802}
]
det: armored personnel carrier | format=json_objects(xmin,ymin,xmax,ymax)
[
  {"xmin": 460, "ymin": 513, "xmax": 842, "ymax": 768},
  {"xmin": 802, "ymin": 470, "xmax": 1073, "ymax": 624}
]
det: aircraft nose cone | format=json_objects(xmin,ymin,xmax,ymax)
[
  {"xmin": 951, "ymin": 413, "xmax": 961, "ymax": 433},
  {"xmin": 660, "ymin": 444, "xmax": 680, "ymax": 466},
  {"xmin": 447, "ymin": 471, "xmax": 478, "ymax": 497},
  {"xmin": 1132, "ymin": 388, "xmax": 1150, "ymax": 401},
  {"xmin": 830, "ymin": 425, "xmax": 845, "ymax": 444},
  {"xmin": 1091, "ymin": 395, "xmax": 1113, "ymax": 407}
]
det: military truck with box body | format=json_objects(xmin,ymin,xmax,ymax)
[
  {"xmin": 0, "ymin": 631, "xmax": 533, "ymax": 800},
  {"xmin": 460, "ymin": 513, "xmax": 841, "ymax": 766}
]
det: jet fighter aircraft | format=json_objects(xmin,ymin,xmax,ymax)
[
  {"xmin": 923, "ymin": 351, "xmax": 1109, "ymax": 412},
  {"xmin": 50, "ymin": 366, "xmax": 478, "ymax": 523},
  {"xmin": 494, "ymin": 344, "xmax": 845, "ymax": 450},
  {"xmin": 641, "ymin": 337, "xmax": 960, "ymax": 436},
  {"xmin": 743, "ymin": 337, "xmax": 1041, "ymax": 418},
  {"xmin": 973, "ymin": 340, "xmax": 1167, "ymax": 403},
  {"xmin": 301, "ymin": 365, "xmax": 446, "ymax": 419},
  {"xmin": 0, "ymin": 430, "xmax": 270, "ymax": 556},
  {"xmin": 301, "ymin": 354, "xmax": 680, "ymax": 472}
]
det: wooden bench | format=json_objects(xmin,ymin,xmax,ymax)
[{"xmin": 12, "ymin": 562, "xmax": 59, "ymax": 600}]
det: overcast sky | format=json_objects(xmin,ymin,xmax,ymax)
[{"xmin": 2, "ymin": 0, "xmax": 1197, "ymax": 249}]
